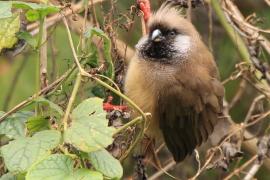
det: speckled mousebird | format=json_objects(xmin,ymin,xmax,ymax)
[{"xmin": 124, "ymin": 4, "xmax": 224, "ymax": 162}]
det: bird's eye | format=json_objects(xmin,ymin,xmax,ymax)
[{"xmin": 169, "ymin": 30, "xmax": 176, "ymax": 36}]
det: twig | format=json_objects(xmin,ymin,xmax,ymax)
[
  {"xmin": 36, "ymin": 17, "xmax": 45, "ymax": 93},
  {"xmin": 40, "ymin": 17, "xmax": 48, "ymax": 89},
  {"xmin": 28, "ymin": 0, "xmax": 105, "ymax": 36},
  {"xmin": 155, "ymin": 142, "xmax": 165, "ymax": 154},
  {"xmin": 228, "ymin": 79, "xmax": 247, "ymax": 110},
  {"xmin": 224, "ymin": 155, "xmax": 258, "ymax": 180},
  {"xmin": 237, "ymin": 95, "xmax": 266, "ymax": 147},
  {"xmin": 265, "ymin": 0, "xmax": 270, "ymax": 6},
  {"xmin": 63, "ymin": 73, "xmax": 81, "ymax": 130},
  {"xmin": 49, "ymin": 35, "xmax": 58, "ymax": 80},
  {"xmin": 245, "ymin": 110, "xmax": 270, "ymax": 128},
  {"xmin": 113, "ymin": 114, "xmax": 150, "ymax": 136},
  {"xmin": 148, "ymin": 160, "xmax": 177, "ymax": 180},
  {"xmin": 90, "ymin": 0, "xmax": 99, "ymax": 28},
  {"xmin": 243, "ymin": 159, "xmax": 263, "ymax": 180},
  {"xmin": 187, "ymin": 0, "xmax": 192, "ymax": 21},
  {"xmin": 244, "ymin": 95, "xmax": 265, "ymax": 124},
  {"xmin": 81, "ymin": 1, "xmax": 89, "ymax": 50},
  {"xmin": 189, "ymin": 148, "xmax": 216, "ymax": 180},
  {"xmin": 223, "ymin": 0, "xmax": 270, "ymax": 34},
  {"xmin": 65, "ymin": 14, "xmax": 134, "ymax": 65},
  {"xmin": 0, "ymin": 66, "xmax": 76, "ymax": 122},
  {"xmin": 192, "ymin": 149, "xmax": 201, "ymax": 179},
  {"xmin": 210, "ymin": 0, "xmax": 250, "ymax": 61},
  {"xmin": 223, "ymin": 0, "xmax": 270, "ymax": 84}
]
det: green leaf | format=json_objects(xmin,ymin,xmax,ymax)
[
  {"xmin": 88, "ymin": 149, "xmax": 123, "ymax": 179},
  {"xmin": 73, "ymin": 169, "xmax": 103, "ymax": 180},
  {"xmin": 12, "ymin": 1, "xmax": 59, "ymax": 21},
  {"xmin": 1, "ymin": 130, "xmax": 61, "ymax": 172},
  {"xmin": 25, "ymin": 9, "xmax": 40, "ymax": 22},
  {"xmin": 26, "ymin": 154, "xmax": 73, "ymax": 180},
  {"xmin": 34, "ymin": 97, "xmax": 64, "ymax": 117},
  {"xmin": 91, "ymin": 85, "xmax": 106, "ymax": 98},
  {"xmin": 26, "ymin": 154, "xmax": 103, "ymax": 180},
  {"xmin": 0, "ymin": 2, "xmax": 12, "ymax": 19},
  {"xmin": 0, "ymin": 1, "xmax": 59, "ymax": 22},
  {"xmin": 84, "ymin": 28, "xmax": 115, "ymax": 80},
  {"xmin": 0, "ymin": 13, "xmax": 20, "ymax": 52},
  {"xmin": 26, "ymin": 116, "xmax": 50, "ymax": 134},
  {"xmin": 64, "ymin": 98, "xmax": 115, "ymax": 152},
  {"xmin": 0, "ymin": 111, "xmax": 33, "ymax": 139},
  {"xmin": 16, "ymin": 31, "xmax": 37, "ymax": 48}
]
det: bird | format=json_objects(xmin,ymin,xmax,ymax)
[{"xmin": 124, "ymin": 4, "xmax": 224, "ymax": 162}]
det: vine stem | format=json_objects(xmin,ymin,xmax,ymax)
[
  {"xmin": 63, "ymin": 17, "xmax": 148, "ymax": 157},
  {"xmin": 63, "ymin": 73, "xmax": 82, "ymax": 131},
  {"xmin": 113, "ymin": 113, "xmax": 151, "ymax": 136},
  {"xmin": 36, "ymin": 17, "xmax": 45, "ymax": 93},
  {"xmin": 63, "ymin": 16, "xmax": 147, "ymax": 122}
]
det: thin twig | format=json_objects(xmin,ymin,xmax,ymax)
[
  {"xmin": 192, "ymin": 149, "xmax": 201, "ymax": 179},
  {"xmin": 113, "ymin": 114, "xmax": 150, "ymax": 136},
  {"xmin": 148, "ymin": 160, "xmax": 177, "ymax": 180},
  {"xmin": 40, "ymin": 17, "xmax": 48, "ymax": 89},
  {"xmin": 243, "ymin": 159, "xmax": 263, "ymax": 180},
  {"xmin": 187, "ymin": 0, "xmax": 192, "ymax": 21},
  {"xmin": 224, "ymin": 155, "xmax": 258, "ymax": 180},
  {"xmin": 63, "ymin": 73, "xmax": 82, "ymax": 130},
  {"xmin": 228, "ymin": 79, "xmax": 247, "ymax": 110},
  {"xmin": 265, "ymin": 0, "xmax": 270, "ymax": 6},
  {"xmin": 0, "ymin": 66, "xmax": 76, "ymax": 122},
  {"xmin": 237, "ymin": 95, "xmax": 266, "ymax": 147}
]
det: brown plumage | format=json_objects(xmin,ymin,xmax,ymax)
[{"xmin": 124, "ymin": 4, "xmax": 224, "ymax": 162}]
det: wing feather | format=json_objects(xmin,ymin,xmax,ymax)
[{"xmin": 158, "ymin": 78, "xmax": 224, "ymax": 162}]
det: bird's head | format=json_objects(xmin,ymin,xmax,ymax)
[{"xmin": 136, "ymin": 4, "xmax": 201, "ymax": 64}]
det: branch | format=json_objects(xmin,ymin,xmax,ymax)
[
  {"xmin": 40, "ymin": 17, "xmax": 48, "ymax": 89},
  {"xmin": 148, "ymin": 160, "xmax": 177, "ymax": 180},
  {"xmin": 28, "ymin": 0, "xmax": 105, "ymax": 36},
  {"xmin": 0, "ymin": 66, "xmax": 76, "ymax": 122},
  {"xmin": 244, "ymin": 160, "xmax": 262, "ymax": 180},
  {"xmin": 62, "ymin": 73, "xmax": 81, "ymax": 130},
  {"xmin": 224, "ymin": 155, "xmax": 258, "ymax": 180}
]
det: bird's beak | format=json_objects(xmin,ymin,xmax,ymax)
[{"xmin": 151, "ymin": 29, "xmax": 164, "ymax": 42}]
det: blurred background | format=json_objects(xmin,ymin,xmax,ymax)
[{"xmin": 1, "ymin": 0, "xmax": 270, "ymax": 179}]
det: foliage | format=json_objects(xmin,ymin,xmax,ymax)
[
  {"xmin": 0, "ymin": 2, "xmax": 125, "ymax": 179},
  {"xmin": 64, "ymin": 98, "xmax": 115, "ymax": 152},
  {"xmin": 1, "ymin": 0, "xmax": 270, "ymax": 179},
  {"xmin": 0, "ymin": 13, "xmax": 20, "ymax": 52}
]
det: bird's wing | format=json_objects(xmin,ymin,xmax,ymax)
[{"xmin": 157, "ymin": 78, "xmax": 224, "ymax": 162}]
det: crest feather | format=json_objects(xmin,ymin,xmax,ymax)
[{"xmin": 147, "ymin": 3, "xmax": 185, "ymax": 31}]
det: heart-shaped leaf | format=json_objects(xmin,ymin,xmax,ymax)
[
  {"xmin": 64, "ymin": 98, "xmax": 115, "ymax": 152},
  {"xmin": 1, "ymin": 130, "xmax": 61, "ymax": 172},
  {"xmin": 88, "ymin": 149, "xmax": 123, "ymax": 179},
  {"xmin": 26, "ymin": 154, "xmax": 103, "ymax": 180},
  {"xmin": 0, "ymin": 111, "xmax": 33, "ymax": 139}
]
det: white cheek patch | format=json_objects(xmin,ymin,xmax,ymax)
[{"xmin": 174, "ymin": 35, "xmax": 191, "ymax": 57}]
